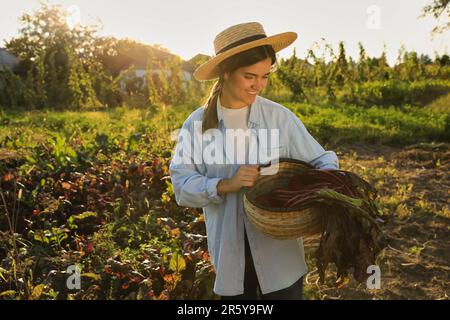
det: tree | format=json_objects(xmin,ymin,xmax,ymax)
[
  {"xmin": 421, "ymin": 0, "xmax": 450, "ymax": 35},
  {"xmin": 335, "ymin": 41, "xmax": 349, "ymax": 86},
  {"xmin": 6, "ymin": 3, "xmax": 101, "ymax": 71},
  {"xmin": 146, "ymin": 51, "xmax": 159, "ymax": 107},
  {"xmin": 357, "ymin": 42, "xmax": 370, "ymax": 82},
  {"xmin": 436, "ymin": 53, "xmax": 450, "ymax": 66},
  {"xmin": 165, "ymin": 56, "xmax": 185, "ymax": 106},
  {"xmin": 184, "ymin": 54, "xmax": 211, "ymax": 106},
  {"xmin": 375, "ymin": 45, "xmax": 391, "ymax": 81},
  {"xmin": 420, "ymin": 54, "xmax": 433, "ymax": 66},
  {"xmin": 277, "ymin": 48, "xmax": 309, "ymax": 102},
  {"xmin": 4, "ymin": 3, "xmax": 104, "ymax": 109}
]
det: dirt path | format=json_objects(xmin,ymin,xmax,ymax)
[{"xmin": 303, "ymin": 141, "xmax": 450, "ymax": 300}]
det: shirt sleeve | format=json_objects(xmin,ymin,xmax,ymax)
[
  {"xmin": 169, "ymin": 115, "xmax": 224, "ymax": 208},
  {"xmin": 286, "ymin": 111, "xmax": 340, "ymax": 170}
]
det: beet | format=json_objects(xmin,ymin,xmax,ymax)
[{"xmin": 254, "ymin": 168, "xmax": 386, "ymax": 286}]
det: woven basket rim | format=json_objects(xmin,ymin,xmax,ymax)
[{"xmin": 244, "ymin": 158, "xmax": 316, "ymax": 212}]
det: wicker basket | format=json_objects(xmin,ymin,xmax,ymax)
[{"xmin": 243, "ymin": 158, "xmax": 326, "ymax": 240}]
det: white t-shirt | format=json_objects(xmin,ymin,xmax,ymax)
[
  {"xmin": 218, "ymin": 101, "xmax": 250, "ymax": 130},
  {"xmin": 218, "ymin": 96, "xmax": 250, "ymax": 164}
]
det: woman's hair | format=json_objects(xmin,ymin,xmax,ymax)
[{"xmin": 201, "ymin": 45, "xmax": 277, "ymax": 132}]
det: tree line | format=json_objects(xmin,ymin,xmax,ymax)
[{"xmin": 0, "ymin": 3, "xmax": 449, "ymax": 111}]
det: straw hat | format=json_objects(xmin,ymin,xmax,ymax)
[{"xmin": 193, "ymin": 22, "xmax": 297, "ymax": 81}]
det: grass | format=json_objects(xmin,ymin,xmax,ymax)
[
  {"xmin": 424, "ymin": 92, "xmax": 450, "ymax": 114},
  {"xmin": 0, "ymin": 101, "xmax": 447, "ymax": 299},
  {"xmin": 1, "ymin": 101, "xmax": 447, "ymax": 151},
  {"xmin": 285, "ymin": 102, "xmax": 449, "ymax": 146}
]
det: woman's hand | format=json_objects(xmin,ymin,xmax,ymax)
[{"xmin": 217, "ymin": 165, "xmax": 259, "ymax": 195}]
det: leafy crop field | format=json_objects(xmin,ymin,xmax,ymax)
[{"xmin": 0, "ymin": 103, "xmax": 448, "ymax": 300}]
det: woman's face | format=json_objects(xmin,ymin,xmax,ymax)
[{"xmin": 222, "ymin": 57, "xmax": 272, "ymax": 108}]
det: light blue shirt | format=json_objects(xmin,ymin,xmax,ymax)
[{"xmin": 169, "ymin": 95, "xmax": 339, "ymax": 296}]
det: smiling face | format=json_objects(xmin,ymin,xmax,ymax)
[{"xmin": 220, "ymin": 57, "xmax": 272, "ymax": 108}]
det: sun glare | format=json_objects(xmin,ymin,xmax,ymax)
[{"xmin": 66, "ymin": 4, "xmax": 81, "ymax": 30}]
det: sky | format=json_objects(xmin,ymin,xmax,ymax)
[{"xmin": 0, "ymin": 0, "xmax": 449, "ymax": 66}]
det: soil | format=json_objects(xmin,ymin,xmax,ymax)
[{"xmin": 303, "ymin": 141, "xmax": 450, "ymax": 300}]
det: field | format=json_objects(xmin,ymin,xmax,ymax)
[
  {"xmin": 0, "ymin": 102, "xmax": 449, "ymax": 300},
  {"xmin": 303, "ymin": 141, "xmax": 449, "ymax": 299}
]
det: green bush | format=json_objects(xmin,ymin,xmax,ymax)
[{"xmin": 338, "ymin": 80, "xmax": 450, "ymax": 107}]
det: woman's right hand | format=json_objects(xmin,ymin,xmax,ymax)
[{"xmin": 217, "ymin": 165, "xmax": 260, "ymax": 195}]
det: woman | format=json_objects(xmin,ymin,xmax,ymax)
[{"xmin": 169, "ymin": 22, "xmax": 339, "ymax": 300}]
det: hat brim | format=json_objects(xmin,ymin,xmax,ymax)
[{"xmin": 193, "ymin": 31, "xmax": 298, "ymax": 81}]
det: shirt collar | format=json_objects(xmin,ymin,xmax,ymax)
[{"xmin": 216, "ymin": 95, "xmax": 260, "ymax": 128}]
